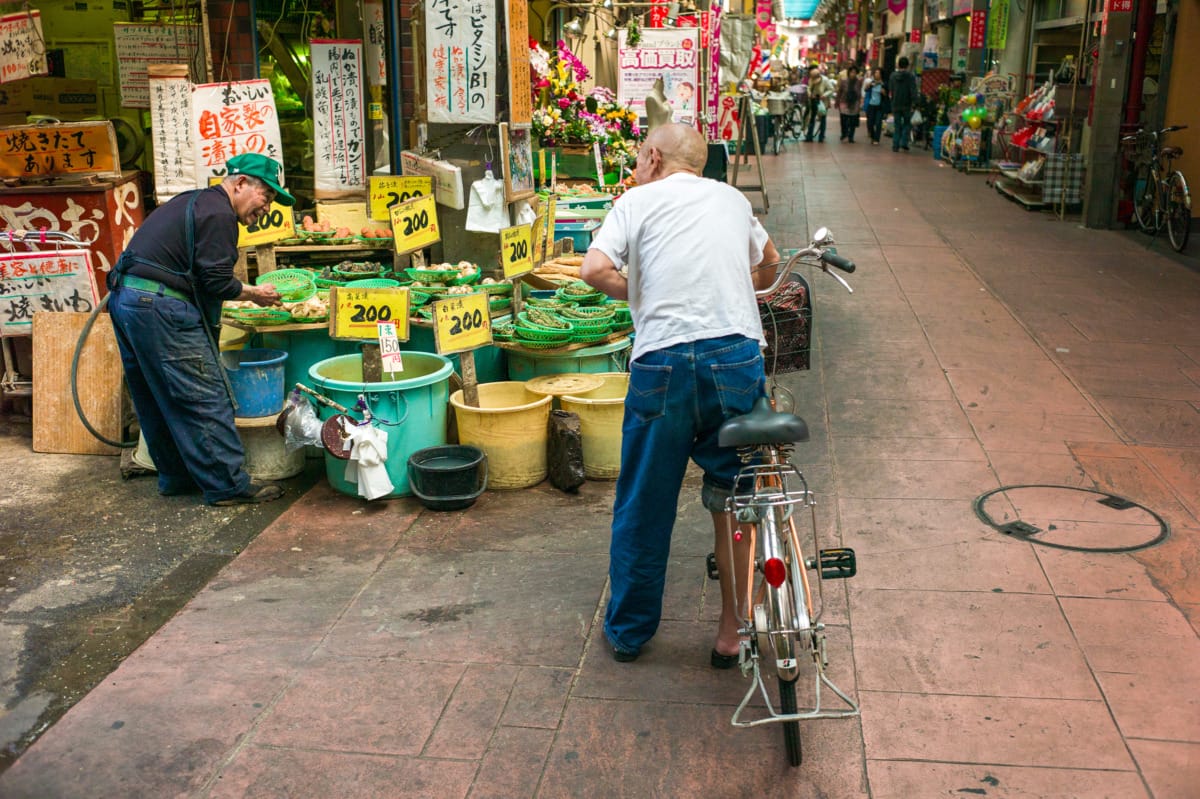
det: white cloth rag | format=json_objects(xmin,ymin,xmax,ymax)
[{"xmin": 343, "ymin": 423, "xmax": 394, "ymax": 500}]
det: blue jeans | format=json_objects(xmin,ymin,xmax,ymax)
[
  {"xmin": 604, "ymin": 335, "xmax": 765, "ymax": 655},
  {"xmin": 805, "ymin": 100, "xmax": 827, "ymax": 141},
  {"xmin": 108, "ymin": 285, "xmax": 252, "ymax": 504},
  {"xmin": 893, "ymin": 108, "xmax": 912, "ymax": 150}
]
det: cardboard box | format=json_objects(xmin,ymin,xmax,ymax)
[{"xmin": 0, "ymin": 78, "xmax": 100, "ymax": 121}]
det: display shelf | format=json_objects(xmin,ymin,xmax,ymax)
[
  {"xmin": 999, "ymin": 167, "xmax": 1045, "ymax": 186},
  {"xmin": 222, "ymin": 320, "xmax": 329, "ymax": 334},
  {"xmin": 235, "ymin": 240, "xmax": 403, "ymax": 282},
  {"xmin": 995, "ymin": 177, "xmax": 1047, "ymax": 209}
]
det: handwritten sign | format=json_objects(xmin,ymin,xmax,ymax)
[
  {"xmin": 505, "ymin": 0, "xmax": 532, "ymax": 125},
  {"xmin": 311, "ymin": 40, "xmax": 367, "ymax": 194},
  {"xmin": 531, "ymin": 211, "xmax": 546, "ymax": 265},
  {"xmin": 0, "ymin": 11, "xmax": 48, "ymax": 84},
  {"xmin": 113, "ymin": 23, "xmax": 201, "ymax": 109},
  {"xmin": 0, "ymin": 122, "xmax": 120, "ymax": 180},
  {"xmin": 329, "ymin": 286, "xmax": 410, "ymax": 341},
  {"xmin": 400, "ymin": 150, "xmax": 465, "ymax": 209},
  {"xmin": 389, "ymin": 194, "xmax": 441, "ymax": 254},
  {"xmin": 0, "ymin": 249, "xmax": 98, "ymax": 337},
  {"xmin": 148, "ymin": 66, "xmax": 195, "ymax": 202},
  {"xmin": 968, "ymin": 12, "xmax": 987, "ymax": 48},
  {"xmin": 368, "ymin": 175, "xmax": 433, "ymax": 221},
  {"xmin": 378, "ymin": 321, "xmax": 404, "ymax": 372},
  {"xmin": 706, "ymin": 7, "xmax": 723, "ymax": 142},
  {"xmin": 424, "ymin": 0, "xmax": 497, "ymax": 123},
  {"xmin": 432, "ymin": 292, "xmax": 491, "ymax": 355},
  {"xmin": 617, "ymin": 28, "xmax": 700, "ymax": 122},
  {"xmin": 192, "ymin": 79, "xmax": 284, "ymax": 184},
  {"xmin": 363, "ymin": 1, "xmax": 388, "ymax": 87},
  {"xmin": 500, "ymin": 223, "xmax": 533, "ymax": 279}
]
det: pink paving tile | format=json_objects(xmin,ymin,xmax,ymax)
[
  {"xmin": 209, "ymin": 747, "xmax": 477, "ymax": 799},
  {"xmin": 821, "ymin": 350, "xmax": 955, "ymax": 402},
  {"xmin": 423, "ymin": 663, "xmax": 521, "ymax": 760},
  {"xmin": 865, "ymin": 760, "xmax": 1149, "ymax": 799},
  {"xmin": 1096, "ymin": 396, "xmax": 1200, "ymax": 447},
  {"xmin": 1094, "ymin": 669, "xmax": 1200, "ymax": 742},
  {"xmin": 252, "ymin": 654, "xmax": 465, "ymax": 755},
  {"xmin": 1128, "ymin": 738, "xmax": 1200, "ymax": 799},
  {"xmin": 967, "ymin": 409, "xmax": 1120, "ymax": 454},
  {"xmin": 836, "ymin": 457, "xmax": 1000, "ymax": 500},
  {"xmin": 1131, "ymin": 525, "xmax": 1200, "ymax": 606},
  {"xmin": 986, "ymin": 451, "xmax": 1092, "ymax": 487},
  {"xmin": 850, "ymin": 589, "xmax": 1097, "ymax": 699},
  {"xmin": 538, "ymin": 697, "xmax": 868, "ymax": 799},
  {"xmin": 1182, "ymin": 602, "xmax": 1200, "ymax": 636},
  {"xmin": 499, "ymin": 666, "xmax": 574, "ymax": 729},
  {"xmin": 828, "ymin": 398, "xmax": 976, "ymax": 440},
  {"xmin": 1133, "ymin": 445, "xmax": 1200, "ymax": 523},
  {"xmin": 1072, "ymin": 447, "xmax": 1199, "ymax": 530},
  {"xmin": 860, "ymin": 691, "xmax": 1133, "ymax": 769},
  {"xmin": 845, "ymin": 535, "xmax": 1049, "ymax": 594},
  {"xmin": 833, "ymin": 435, "xmax": 987, "ymax": 461},
  {"xmin": 944, "ymin": 366, "xmax": 1096, "ymax": 415},
  {"xmin": 1034, "ymin": 547, "xmax": 1170, "ymax": 601},
  {"xmin": 469, "ymin": 725, "xmax": 555, "ymax": 799},
  {"xmin": 923, "ymin": 333, "xmax": 1050, "ymax": 371}
]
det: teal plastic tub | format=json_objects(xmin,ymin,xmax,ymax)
[
  {"xmin": 505, "ymin": 338, "xmax": 631, "ymax": 381},
  {"xmin": 554, "ymin": 220, "xmax": 601, "ymax": 251},
  {"xmin": 260, "ymin": 329, "xmax": 360, "ymax": 391},
  {"xmin": 221, "ymin": 348, "xmax": 288, "ymax": 418},
  {"xmin": 401, "ymin": 324, "xmax": 506, "ymax": 384},
  {"xmin": 308, "ymin": 351, "xmax": 454, "ymax": 499}
]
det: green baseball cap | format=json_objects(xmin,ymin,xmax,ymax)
[{"xmin": 225, "ymin": 153, "xmax": 296, "ymax": 206}]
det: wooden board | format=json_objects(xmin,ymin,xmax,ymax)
[{"xmin": 32, "ymin": 311, "xmax": 124, "ymax": 455}]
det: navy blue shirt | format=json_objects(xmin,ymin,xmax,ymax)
[{"xmin": 122, "ymin": 186, "xmax": 243, "ymax": 301}]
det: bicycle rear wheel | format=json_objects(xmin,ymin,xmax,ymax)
[
  {"xmin": 1166, "ymin": 171, "xmax": 1191, "ymax": 252},
  {"xmin": 1133, "ymin": 165, "xmax": 1157, "ymax": 233}
]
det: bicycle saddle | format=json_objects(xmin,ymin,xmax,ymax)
[
  {"xmin": 1162, "ymin": 146, "xmax": 1183, "ymax": 158},
  {"xmin": 718, "ymin": 396, "xmax": 810, "ymax": 447}
]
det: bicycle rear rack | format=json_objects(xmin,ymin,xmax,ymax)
[{"xmin": 730, "ymin": 632, "xmax": 860, "ymax": 729}]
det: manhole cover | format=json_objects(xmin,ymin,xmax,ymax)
[{"xmin": 973, "ymin": 485, "xmax": 1169, "ymax": 553}]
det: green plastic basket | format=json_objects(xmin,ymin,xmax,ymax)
[
  {"xmin": 477, "ymin": 282, "xmax": 513, "ymax": 295},
  {"xmin": 345, "ymin": 278, "xmax": 401, "ymax": 288},
  {"xmin": 517, "ymin": 311, "xmax": 574, "ymax": 334},
  {"xmin": 452, "ymin": 269, "xmax": 482, "ymax": 285},
  {"xmin": 255, "ymin": 268, "xmax": 316, "ymax": 302},
  {"xmin": 514, "ymin": 337, "xmax": 571, "ymax": 350},
  {"xmin": 571, "ymin": 329, "xmax": 610, "ymax": 344},
  {"xmin": 559, "ymin": 306, "xmax": 614, "ymax": 321},
  {"xmin": 489, "ymin": 297, "xmax": 512, "ymax": 313},
  {"xmin": 555, "ymin": 284, "xmax": 606, "ymax": 305},
  {"xmin": 333, "ymin": 266, "xmax": 384, "ymax": 280},
  {"xmin": 405, "ymin": 267, "xmax": 459, "ymax": 282},
  {"xmin": 313, "ymin": 276, "xmax": 344, "ymax": 289},
  {"xmin": 513, "ymin": 323, "xmax": 572, "ymax": 343},
  {"xmin": 224, "ymin": 307, "xmax": 293, "ymax": 326}
]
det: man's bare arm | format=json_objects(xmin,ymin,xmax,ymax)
[{"xmin": 582, "ymin": 248, "xmax": 629, "ymax": 300}]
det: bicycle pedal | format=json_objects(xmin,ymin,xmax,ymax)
[
  {"xmin": 818, "ymin": 547, "xmax": 856, "ymax": 579},
  {"xmin": 706, "ymin": 552, "xmax": 720, "ymax": 581}
]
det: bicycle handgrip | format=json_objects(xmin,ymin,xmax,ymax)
[{"xmin": 820, "ymin": 250, "xmax": 856, "ymax": 273}]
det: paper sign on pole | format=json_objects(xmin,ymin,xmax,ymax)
[
  {"xmin": 148, "ymin": 65, "xmax": 196, "ymax": 203},
  {"xmin": 505, "ymin": 0, "xmax": 532, "ymax": 125},
  {"xmin": 0, "ymin": 11, "xmax": 49, "ymax": 84},
  {"xmin": 0, "ymin": 250, "xmax": 98, "ymax": 337},
  {"xmin": 377, "ymin": 322, "xmax": 404, "ymax": 372},
  {"xmin": 191, "ymin": 79, "xmax": 285, "ymax": 185},
  {"xmin": 500, "ymin": 223, "xmax": 533, "ymax": 279},
  {"xmin": 424, "ymin": 0, "xmax": 497, "ymax": 123},
  {"xmin": 400, "ymin": 150, "xmax": 466, "ymax": 209},
  {"xmin": 617, "ymin": 28, "xmax": 701, "ymax": 124},
  {"xmin": 311, "ymin": 40, "xmax": 367, "ymax": 196},
  {"xmin": 330, "ymin": 286, "xmax": 410, "ymax": 341},
  {"xmin": 389, "ymin": 194, "xmax": 441, "ymax": 254},
  {"xmin": 113, "ymin": 22, "xmax": 201, "ymax": 109},
  {"xmin": 363, "ymin": 1, "xmax": 387, "ymax": 87},
  {"xmin": 432, "ymin": 293, "xmax": 492, "ymax": 355}
]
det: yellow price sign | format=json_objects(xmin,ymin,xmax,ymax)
[
  {"xmin": 389, "ymin": 194, "xmax": 441, "ymax": 254},
  {"xmin": 368, "ymin": 175, "xmax": 433, "ymax": 221},
  {"xmin": 432, "ymin": 292, "xmax": 492, "ymax": 355},
  {"xmin": 329, "ymin": 286, "xmax": 411, "ymax": 341},
  {"xmin": 500, "ymin": 223, "xmax": 533, "ymax": 279},
  {"xmin": 207, "ymin": 176, "xmax": 296, "ymax": 247},
  {"xmin": 542, "ymin": 194, "xmax": 558, "ymax": 259},
  {"xmin": 530, "ymin": 212, "xmax": 546, "ymax": 265}
]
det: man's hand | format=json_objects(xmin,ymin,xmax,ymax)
[{"xmin": 238, "ymin": 283, "xmax": 282, "ymax": 307}]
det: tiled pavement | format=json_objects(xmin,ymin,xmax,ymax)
[{"xmin": 2, "ymin": 140, "xmax": 1198, "ymax": 798}]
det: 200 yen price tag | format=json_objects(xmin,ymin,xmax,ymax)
[
  {"xmin": 208, "ymin": 175, "xmax": 296, "ymax": 247},
  {"xmin": 389, "ymin": 193, "xmax": 441, "ymax": 254},
  {"xmin": 432, "ymin": 292, "xmax": 491, "ymax": 355},
  {"xmin": 329, "ymin": 286, "xmax": 411, "ymax": 341},
  {"xmin": 500, "ymin": 223, "xmax": 533, "ymax": 279},
  {"xmin": 368, "ymin": 175, "xmax": 433, "ymax": 221}
]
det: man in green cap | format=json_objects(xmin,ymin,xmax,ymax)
[{"xmin": 107, "ymin": 153, "xmax": 296, "ymax": 505}]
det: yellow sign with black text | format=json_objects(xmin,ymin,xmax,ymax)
[
  {"xmin": 432, "ymin": 292, "xmax": 492, "ymax": 355},
  {"xmin": 500, "ymin": 223, "xmax": 533, "ymax": 279},
  {"xmin": 368, "ymin": 175, "xmax": 433, "ymax": 222},
  {"xmin": 207, "ymin": 176, "xmax": 295, "ymax": 247},
  {"xmin": 329, "ymin": 286, "xmax": 411, "ymax": 341},
  {"xmin": 389, "ymin": 194, "xmax": 441, "ymax": 254}
]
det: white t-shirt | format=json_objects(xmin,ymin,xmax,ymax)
[{"xmin": 589, "ymin": 172, "xmax": 769, "ymax": 362}]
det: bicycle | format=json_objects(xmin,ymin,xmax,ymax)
[
  {"xmin": 1124, "ymin": 125, "xmax": 1191, "ymax": 252},
  {"xmin": 705, "ymin": 227, "xmax": 860, "ymax": 767}
]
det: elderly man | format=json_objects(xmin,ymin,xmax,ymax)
[{"xmin": 582, "ymin": 123, "xmax": 781, "ymax": 665}]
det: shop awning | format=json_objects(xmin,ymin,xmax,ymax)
[{"xmin": 783, "ymin": 0, "xmax": 821, "ymax": 21}]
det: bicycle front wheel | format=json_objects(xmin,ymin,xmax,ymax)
[
  {"xmin": 1167, "ymin": 171, "xmax": 1191, "ymax": 252},
  {"xmin": 1133, "ymin": 165, "xmax": 1157, "ymax": 233}
]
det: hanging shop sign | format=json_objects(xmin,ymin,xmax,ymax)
[
  {"xmin": 432, "ymin": 292, "xmax": 492, "ymax": 355},
  {"xmin": 845, "ymin": 13, "xmax": 859, "ymax": 39},
  {"xmin": 952, "ymin": 0, "xmax": 972, "ymax": 15},
  {"xmin": 888, "ymin": 0, "xmax": 908, "ymax": 16},
  {"xmin": 0, "ymin": 11, "xmax": 48, "ymax": 84},
  {"xmin": 0, "ymin": 122, "xmax": 120, "ymax": 181},
  {"xmin": 705, "ymin": 8, "xmax": 723, "ymax": 142},
  {"xmin": 368, "ymin": 175, "xmax": 433, "ymax": 222},
  {"xmin": 330, "ymin": 286, "xmax": 410, "ymax": 341},
  {"xmin": 505, "ymin": 0, "xmax": 532, "ymax": 125},
  {"xmin": 968, "ymin": 12, "xmax": 987, "ymax": 49},
  {"xmin": 363, "ymin": 1, "xmax": 387, "ymax": 87},
  {"xmin": 424, "ymin": 0, "xmax": 497, "ymax": 124},
  {"xmin": 618, "ymin": 28, "xmax": 701, "ymax": 123},
  {"xmin": 147, "ymin": 65, "xmax": 196, "ymax": 203},
  {"xmin": 400, "ymin": 150, "xmax": 466, "ymax": 210},
  {"xmin": 0, "ymin": 249, "xmax": 98, "ymax": 337},
  {"xmin": 191, "ymin": 79, "xmax": 284, "ymax": 184},
  {"xmin": 987, "ymin": 0, "xmax": 1010, "ymax": 49},
  {"xmin": 911, "ymin": 29, "xmax": 922, "ymax": 44},
  {"xmin": 650, "ymin": 0, "xmax": 669, "ymax": 28},
  {"xmin": 113, "ymin": 22, "xmax": 201, "ymax": 109},
  {"xmin": 311, "ymin": 40, "xmax": 367, "ymax": 196}
]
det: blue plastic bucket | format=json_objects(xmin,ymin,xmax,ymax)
[
  {"xmin": 932, "ymin": 125, "xmax": 949, "ymax": 160},
  {"xmin": 221, "ymin": 348, "xmax": 288, "ymax": 418},
  {"xmin": 308, "ymin": 351, "xmax": 454, "ymax": 499},
  {"xmin": 260, "ymin": 329, "xmax": 360, "ymax": 391}
]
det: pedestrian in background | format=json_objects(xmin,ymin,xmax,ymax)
[
  {"xmin": 836, "ymin": 65, "xmax": 863, "ymax": 143},
  {"xmin": 888, "ymin": 56, "xmax": 919, "ymax": 152},
  {"xmin": 863, "ymin": 67, "xmax": 887, "ymax": 145},
  {"xmin": 805, "ymin": 67, "xmax": 834, "ymax": 143}
]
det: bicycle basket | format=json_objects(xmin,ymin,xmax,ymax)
[{"xmin": 759, "ymin": 274, "xmax": 812, "ymax": 374}]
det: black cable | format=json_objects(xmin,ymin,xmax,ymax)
[{"xmin": 71, "ymin": 293, "xmax": 138, "ymax": 449}]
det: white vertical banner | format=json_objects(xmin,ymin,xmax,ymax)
[
  {"xmin": 311, "ymin": 40, "xmax": 367, "ymax": 195},
  {"xmin": 191, "ymin": 79, "xmax": 284, "ymax": 184},
  {"xmin": 424, "ymin": 0, "xmax": 497, "ymax": 124},
  {"xmin": 0, "ymin": 11, "xmax": 49, "ymax": 84},
  {"xmin": 147, "ymin": 66, "xmax": 196, "ymax": 203},
  {"xmin": 363, "ymin": 2, "xmax": 387, "ymax": 87}
]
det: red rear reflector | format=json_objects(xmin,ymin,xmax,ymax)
[{"xmin": 764, "ymin": 558, "xmax": 786, "ymax": 587}]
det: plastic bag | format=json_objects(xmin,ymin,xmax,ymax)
[
  {"xmin": 283, "ymin": 393, "xmax": 323, "ymax": 452},
  {"xmin": 465, "ymin": 170, "xmax": 510, "ymax": 233},
  {"xmin": 816, "ymin": 100, "xmax": 827, "ymax": 116},
  {"xmin": 911, "ymin": 109, "xmax": 924, "ymax": 126}
]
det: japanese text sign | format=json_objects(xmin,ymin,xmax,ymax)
[
  {"xmin": 369, "ymin": 175, "xmax": 433, "ymax": 221},
  {"xmin": 191, "ymin": 80, "xmax": 284, "ymax": 185},
  {"xmin": 0, "ymin": 249, "xmax": 98, "ymax": 337},
  {"xmin": 1109, "ymin": 0, "xmax": 1133, "ymax": 10},
  {"xmin": 500, "ymin": 223, "xmax": 533, "ymax": 279},
  {"xmin": 148, "ymin": 67, "xmax": 195, "ymax": 202},
  {"xmin": 968, "ymin": 12, "xmax": 987, "ymax": 49},
  {"xmin": 0, "ymin": 122, "xmax": 120, "ymax": 180},
  {"xmin": 377, "ymin": 322, "xmax": 404, "ymax": 372},
  {"xmin": 113, "ymin": 23, "xmax": 201, "ymax": 109},
  {"xmin": 618, "ymin": 28, "xmax": 701, "ymax": 123},
  {"xmin": 390, "ymin": 194, "xmax": 441, "ymax": 253},
  {"xmin": 845, "ymin": 13, "xmax": 859, "ymax": 38},
  {"xmin": 424, "ymin": 0, "xmax": 497, "ymax": 124},
  {"xmin": 506, "ymin": 0, "xmax": 532, "ymax": 125},
  {"xmin": 432, "ymin": 292, "xmax": 491, "ymax": 354},
  {"xmin": 311, "ymin": 40, "xmax": 367, "ymax": 194},
  {"xmin": 363, "ymin": 1, "xmax": 387, "ymax": 87},
  {"xmin": 911, "ymin": 29, "xmax": 921, "ymax": 44},
  {"xmin": 0, "ymin": 11, "xmax": 48, "ymax": 84},
  {"xmin": 330, "ymin": 286, "xmax": 410, "ymax": 341}
]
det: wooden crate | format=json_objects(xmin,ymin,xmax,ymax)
[{"xmin": 32, "ymin": 312, "xmax": 124, "ymax": 455}]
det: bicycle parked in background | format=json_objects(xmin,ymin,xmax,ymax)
[{"xmin": 1125, "ymin": 125, "xmax": 1191, "ymax": 252}]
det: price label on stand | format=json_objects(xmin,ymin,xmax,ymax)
[
  {"xmin": 329, "ymin": 286, "xmax": 411, "ymax": 341},
  {"xmin": 530, "ymin": 211, "xmax": 547, "ymax": 264},
  {"xmin": 208, "ymin": 176, "xmax": 295, "ymax": 247},
  {"xmin": 377, "ymin": 322, "xmax": 405, "ymax": 373},
  {"xmin": 432, "ymin": 292, "xmax": 492, "ymax": 355},
  {"xmin": 500, "ymin": 223, "xmax": 534, "ymax": 279},
  {"xmin": 389, "ymin": 194, "xmax": 441, "ymax": 254},
  {"xmin": 368, "ymin": 175, "xmax": 433, "ymax": 221}
]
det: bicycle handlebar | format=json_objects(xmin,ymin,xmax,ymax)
[
  {"xmin": 754, "ymin": 234, "xmax": 855, "ymax": 298},
  {"xmin": 819, "ymin": 250, "xmax": 856, "ymax": 273}
]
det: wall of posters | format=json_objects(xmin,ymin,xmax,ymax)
[
  {"xmin": 311, "ymin": 40, "xmax": 367, "ymax": 195},
  {"xmin": 191, "ymin": 79, "xmax": 284, "ymax": 183},
  {"xmin": 424, "ymin": 0, "xmax": 497, "ymax": 123},
  {"xmin": 617, "ymin": 28, "xmax": 701, "ymax": 123},
  {"xmin": 113, "ymin": 22, "xmax": 201, "ymax": 109}
]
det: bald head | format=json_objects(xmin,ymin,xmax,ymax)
[{"xmin": 644, "ymin": 123, "xmax": 708, "ymax": 174}]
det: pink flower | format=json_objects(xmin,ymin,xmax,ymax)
[{"xmin": 558, "ymin": 97, "xmax": 571, "ymax": 109}]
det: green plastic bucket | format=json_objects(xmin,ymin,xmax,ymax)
[
  {"xmin": 308, "ymin": 351, "xmax": 454, "ymax": 499},
  {"xmin": 505, "ymin": 337, "xmax": 631, "ymax": 381}
]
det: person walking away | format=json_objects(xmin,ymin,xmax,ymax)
[
  {"xmin": 837, "ymin": 65, "xmax": 863, "ymax": 143},
  {"xmin": 580, "ymin": 123, "xmax": 782, "ymax": 666},
  {"xmin": 107, "ymin": 153, "xmax": 294, "ymax": 506},
  {"xmin": 888, "ymin": 57, "xmax": 919, "ymax": 151},
  {"xmin": 805, "ymin": 67, "xmax": 834, "ymax": 142},
  {"xmin": 864, "ymin": 67, "xmax": 886, "ymax": 145}
]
